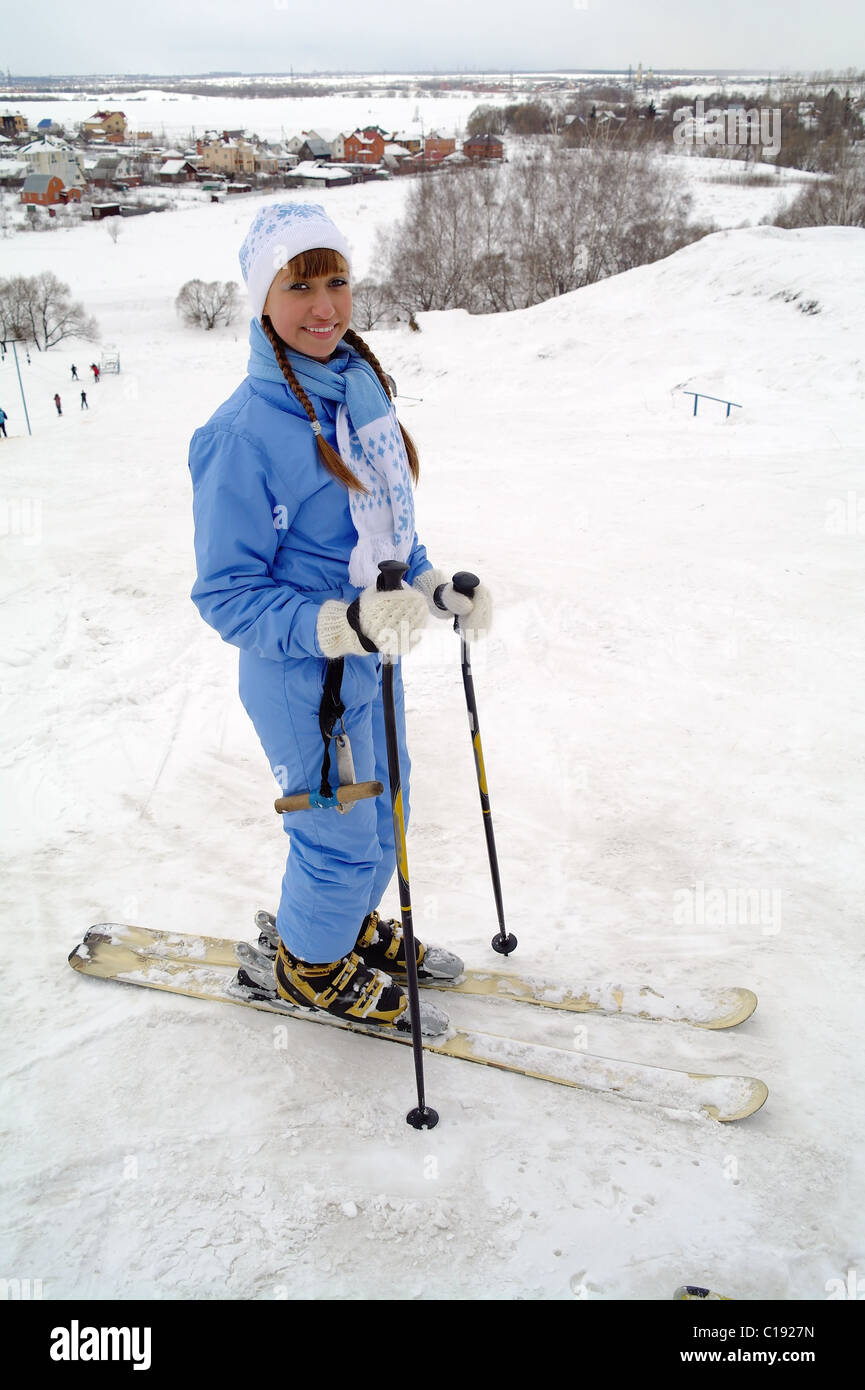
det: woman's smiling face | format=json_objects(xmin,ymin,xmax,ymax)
[{"xmin": 263, "ymin": 250, "xmax": 352, "ymax": 359}]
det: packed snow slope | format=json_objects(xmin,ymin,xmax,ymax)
[{"xmin": 1, "ymin": 192, "xmax": 864, "ymax": 1300}]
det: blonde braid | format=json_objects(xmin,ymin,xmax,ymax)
[
  {"xmin": 343, "ymin": 328, "xmax": 420, "ymax": 483},
  {"xmin": 260, "ymin": 315, "xmax": 368, "ymax": 494}
]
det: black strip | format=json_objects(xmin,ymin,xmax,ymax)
[
  {"xmin": 318, "ymin": 659, "xmax": 346, "ymax": 798},
  {"xmin": 433, "ymin": 582, "xmax": 450, "ymax": 612},
  {"xmin": 346, "ymin": 597, "xmax": 379, "ymax": 653}
]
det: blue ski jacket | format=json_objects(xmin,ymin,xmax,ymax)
[{"xmin": 187, "ymin": 342, "xmax": 431, "ymax": 663}]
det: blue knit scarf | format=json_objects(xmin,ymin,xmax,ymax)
[{"xmin": 247, "ymin": 317, "xmax": 415, "ymax": 587}]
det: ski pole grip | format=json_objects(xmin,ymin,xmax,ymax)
[
  {"xmin": 452, "ymin": 570, "xmax": 479, "ymax": 598},
  {"xmin": 377, "ymin": 559, "xmax": 409, "ymax": 592}
]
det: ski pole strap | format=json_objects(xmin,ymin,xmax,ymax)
[
  {"xmin": 346, "ymin": 597, "xmax": 378, "ymax": 653},
  {"xmin": 318, "ymin": 659, "xmax": 346, "ymax": 798}
]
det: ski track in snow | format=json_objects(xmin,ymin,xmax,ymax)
[{"xmin": 1, "ymin": 167, "xmax": 864, "ymax": 1300}]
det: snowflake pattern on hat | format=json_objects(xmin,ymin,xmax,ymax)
[
  {"xmin": 238, "ymin": 201, "xmax": 352, "ymax": 319},
  {"xmin": 239, "ymin": 203, "xmax": 329, "ymax": 281}
]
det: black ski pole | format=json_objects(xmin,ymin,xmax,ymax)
[
  {"xmin": 376, "ymin": 558, "xmax": 438, "ymax": 1130},
  {"xmin": 443, "ymin": 571, "xmax": 517, "ymax": 957}
]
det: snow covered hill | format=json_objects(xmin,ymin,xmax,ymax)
[{"xmin": 1, "ymin": 198, "xmax": 863, "ymax": 1300}]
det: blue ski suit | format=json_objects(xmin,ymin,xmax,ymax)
[{"xmin": 188, "ymin": 328, "xmax": 432, "ymax": 964}]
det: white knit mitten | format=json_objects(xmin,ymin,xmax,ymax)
[
  {"xmin": 414, "ymin": 567, "xmax": 493, "ymax": 640},
  {"xmin": 317, "ymin": 584, "xmax": 429, "ymax": 660}
]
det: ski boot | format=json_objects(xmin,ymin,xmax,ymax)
[
  {"xmin": 256, "ymin": 908, "xmax": 463, "ymax": 982},
  {"xmin": 273, "ymin": 938, "xmax": 448, "ymax": 1037},
  {"xmin": 354, "ymin": 909, "xmax": 464, "ymax": 981}
]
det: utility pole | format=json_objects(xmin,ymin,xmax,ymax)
[{"xmin": 1, "ymin": 338, "xmax": 32, "ymax": 436}]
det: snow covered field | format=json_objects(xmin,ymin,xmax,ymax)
[
  {"xmin": 2, "ymin": 72, "xmax": 783, "ymax": 147},
  {"xmin": 1, "ymin": 177, "xmax": 863, "ymax": 1301}
]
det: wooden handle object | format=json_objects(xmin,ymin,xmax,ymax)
[{"xmin": 274, "ymin": 780, "xmax": 384, "ymax": 814}]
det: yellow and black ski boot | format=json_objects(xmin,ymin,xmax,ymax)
[
  {"xmin": 273, "ymin": 938, "xmax": 448, "ymax": 1036},
  {"xmin": 355, "ymin": 909, "xmax": 464, "ymax": 981}
]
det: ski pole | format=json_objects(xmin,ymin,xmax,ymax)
[
  {"xmin": 376, "ymin": 558, "xmax": 438, "ymax": 1130},
  {"xmin": 444, "ymin": 571, "xmax": 517, "ymax": 957}
]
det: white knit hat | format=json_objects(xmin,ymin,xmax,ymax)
[{"xmin": 238, "ymin": 202, "xmax": 353, "ymax": 320}]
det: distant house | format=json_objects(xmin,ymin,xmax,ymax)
[
  {"xmin": 463, "ymin": 133, "xmax": 504, "ymax": 161},
  {"xmin": 382, "ymin": 142, "xmax": 413, "ymax": 173},
  {"xmin": 307, "ymin": 129, "xmax": 345, "ymax": 161},
  {"xmin": 91, "ymin": 202, "xmax": 122, "ymax": 220},
  {"xmin": 0, "ymin": 131, "xmax": 26, "ymax": 185},
  {"xmin": 287, "ymin": 161, "xmax": 352, "ymax": 189},
  {"xmin": 1, "ymin": 110, "xmax": 29, "ymax": 136},
  {"xmin": 159, "ymin": 158, "xmax": 200, "ymax": 183},
  {"xmin": 83, "ymin": 110, "xmax": 127, "ymax": 141},
  {"xmin": 200, "ymin": 134, "xmax": 255, "ymax": 175},
  {"xmin": 253, "ymin": 148, "xmax": 279, "ymax": 175},
  {"xmin": 391, "ymin": 132, "xmax": 422, "ymax": 155},
  {"xmin": 424, "ymin": 132, "xmax": 456, "ymax": 161},
  {"xmin": 297, "ymin": 135, "xmax": 333, "ymax": 162},
  {"xmin": 20, "ymin": 135, "xmax": 84, "ymax": 187},
  {"xmin": 20, "ymin": 174, "xmax": 81, "ymax": 205},
  {"xmin": 86, "ymin": 155, "xmax": 121, "ymax": 187},
  {"xmin": 343, "ymin": 129, "xmax": 386, "ymax": 164}
]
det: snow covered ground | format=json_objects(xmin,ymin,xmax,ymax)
[{"xmin": 1, "ymin": 179, "xmax": 863, "ymax": 1301}]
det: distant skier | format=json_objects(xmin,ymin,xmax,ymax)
[
  {"xmin": 90, "ymin": 363, "xmax": 100, "ymax": 383},
  {"xmin": 54, "ymin": 393, "xmax": 62, "ymax": 415},
  {"xmin": 0, "ymin": 406, "xmax": 7, "ymax": 437},
  {"xmin": 71, "ymin": 364, "xmax": 78, "ymax": 380},
  {"xmin": 80, "ymin": 391, "xmax": 88, "ymax": 410}
]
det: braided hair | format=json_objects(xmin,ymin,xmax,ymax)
[{"xmin": 260, "ymin": 251, "xmax": 419, "ymax": 494}]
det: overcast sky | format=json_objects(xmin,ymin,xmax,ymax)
[{"xmin": 6, "ymin": 0, "xmax": 864, "ymax": 76}]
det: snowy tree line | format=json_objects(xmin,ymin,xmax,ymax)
[
  {"xmin": 466, "ymin": 82, "xmax": 865, "ymax": 179},
  {"xmin": 0, "ymin": 273, "xmax": 98, "ymax": 350},
  {"xmin": 361, "ymin": 143, "xmax": 711, "ymax": 323}
]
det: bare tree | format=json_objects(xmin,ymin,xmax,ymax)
[
  {"xmin": 772, "ymin": 155, "xmax": 865, "ymax": 227},
  {"xmin": 0, "ymin": 272, "xmax": 99, "ymax": 350},
  {"xmin": 105, "ymin": 220, "xmax": 122, "ymax": 245},
  {"xmin": 381, "ymin": 142, "xmax": 711, "ymax": 317},
  {"xmin": 378, "ymin": 175, "xmax": 478, "ymax": 314},
  {"xmin": 175, "ymin": 279, "xmax": 240, "ymax": 330},
  {"xmin": 350, "ymin": 278, "xmax": 395, "ymax": 331}
]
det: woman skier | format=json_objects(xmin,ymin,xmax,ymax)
[{"xmin": 187, "ymin": 202, "xmax": 491, "ymax": 1035}]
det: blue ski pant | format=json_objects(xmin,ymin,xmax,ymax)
[{"xmin": 238, "ymin": 648, "xmax": 410, "ymax": 964}]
